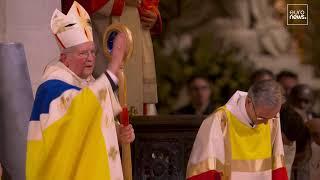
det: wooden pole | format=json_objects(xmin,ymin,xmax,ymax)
[
  {"xmin": 118, "ymin": 67, "xmax": 133, "ymax": 180},
  {"xmin": 103, "ymin": 23, "xmax": 134, "ymax": 180}
]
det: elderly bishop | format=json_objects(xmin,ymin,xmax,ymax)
[{"xmin": 26, "ymin": 2, "xmax": 135, "ymax": 180}]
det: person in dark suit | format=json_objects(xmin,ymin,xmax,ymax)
[{"xmin": 173, "ymin": 75, "xmax": 214, "ymax": 115}]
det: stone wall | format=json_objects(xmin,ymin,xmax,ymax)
[{"xmin": 4, "ymin": 0, "xmax": 61, "ymax": 93}]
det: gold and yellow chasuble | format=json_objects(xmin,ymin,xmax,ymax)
[
  {"xmin": 26, "ymin": 62, "xmax": 124, "ymax": 180},
  {"xmin": 187, "ymin": 91, "xmax": 288, "ymax": 180}
]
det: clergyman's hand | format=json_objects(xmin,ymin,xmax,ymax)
[
  {"xmin": 140, "ymin": 9, "xmax": 157, "ymax": 30},
  {"xmin": 107, "ymin": 32, "xmax": 127, "ymax": 75},
  {"xmin": 118, "ymin": 124, "xmax": 135, "ymax": 144}
]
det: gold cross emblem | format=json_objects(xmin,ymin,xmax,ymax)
[
  {"xmin": 60, "ymin": 96, "xmax": 70, "ymax": 109},
  {"xmin": 99, "ymin": 89, "xmax": 108, "ymax": 102},
  {"xmin": 108, "ymin": 146, "xmax": 118, "ymax": 161},
  {"xmin": 75, "ymin": 5, "xmax": 92, "ymax": 39},
  {"xmin": 55, "ymin": 3, "xmax": 92, "ymax": 37}
]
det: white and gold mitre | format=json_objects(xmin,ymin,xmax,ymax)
[{"xmin": 50, "ymin": 1, "xmax": 93, "ymax": 49}]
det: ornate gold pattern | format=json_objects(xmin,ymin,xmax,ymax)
[
  {"xmin": 232, "ymin": 158, "xmax": 272, "ymax": 172},
  {"xmin": 51, "ymin": 1, "xmax": 93, "ymax": 48},
  {"xmin": 108, "ymin": 146, "xmax": 118, "ymax": 161},
  {"xmin": 60, "ymin": 96, "xmax": 70, "ymax": 109},
  {"xmin": 102, "ymin": 23, "xmax": 133, "ymax": 64},
  {"xmin": 98, "ymin": 89, "xmax": 108, "ymax": 102},
  {"xmin": 76, "ymin": 4, "xmax": 92, "ymax": 39},
  {"xmin": 54, "ymin": 19, "xmax": 68, "ymax": 34},
  {"xmin": 221, "ymin": 108, "xmax": 231, "ymax": 180},
  {"xmin": 186, "ymin": 157, "xmax": 224, "ymax": 178},
  {"xmin": 272, "ymin": 155, "xmax": 285, "ymax": 170}
]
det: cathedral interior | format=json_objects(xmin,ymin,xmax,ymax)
[{"xmin": 0, "ymin": 0, "xmax": 320, "ymax": 179}]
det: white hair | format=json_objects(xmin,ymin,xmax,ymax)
[
  {"xmin": 248, "ymin": 80, "xmax": 284, "ymax": 107},
  {"xmin": 61, "ymin": 46, "xmax": 77, "ymax": 54}
]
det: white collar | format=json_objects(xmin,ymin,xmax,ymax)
[
  {"xmin": 42, "ymin": 61, "xmax": 95, "ymax": 88},
  {"xmin": 226, "ymin": 91, "xmax": 255, "ymax": 128}
]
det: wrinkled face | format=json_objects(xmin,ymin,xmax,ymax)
[
  {"xmin": 246, "ymin": 98, "xmax": 281, "ymax": 125},
  {"xmin": 189, "ymin": 78, "xmax": 211, "ymax": 106},
  {"xmin": 60, "ymin": 41, "xmax": 96, "ymax": 79},
  {"xmin": 278, "ymin": 77, "xmax": 298, "ymax": 96}
]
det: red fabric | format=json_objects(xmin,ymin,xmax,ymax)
[
  {"xmin": 62, "ymin": 0, "xmax": 73, "ymax": 14},
  {"xmin": 120, "ymin": 106, "xmax": 129, "ymax": 126},
  {"xmin": 272, "ymin": 167, "xmax": 289, "ymax": 180},
  {"xmin": 187, "ymin": 170, "xmax": 222, "ymax": 180},
  {"xmin": 62, "ymin": 0, "xmax": 159, "ymax": 31},
  {"xmin": 143, "ymin": 103, "xmax": 147, "ymax": 115},
  {"xmin": 150, "ymin": 7, "xmax": 162, "ymax": 35},
  {"xmin": 62, "ymin": 0, "xmax": 107, "ymax": 14},
  {"xmin": 62, "ymin": 0, "xmax": 124, "ymax": 15},
  {"xmin": 111, "ymin": 0, "xmax": 125, "ymax": 16},
  {"xmin": 138, "ymin": 0, "xmax": 162, "ymax": 34}
]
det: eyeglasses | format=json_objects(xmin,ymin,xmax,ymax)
[
  {"xmin": 251, "ymin": 101, "xmax": 279, "ymax": 122},
  {"xmin": 78, "ymin": 49, "xmax": 97, "ymax": 58}
]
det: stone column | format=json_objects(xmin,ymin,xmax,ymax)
[{"xmin": 0, "ymin": 42, "xmax": 34, "ymax": 180}]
